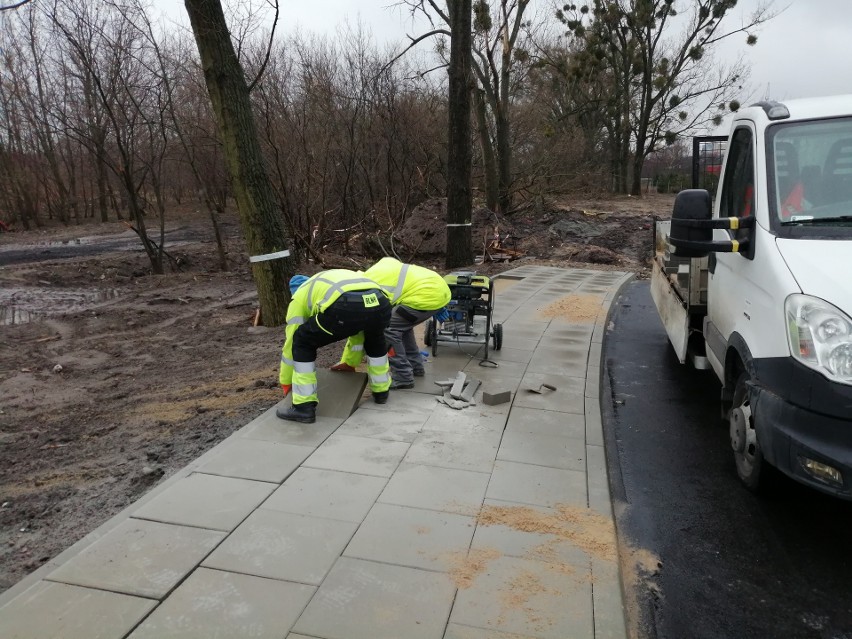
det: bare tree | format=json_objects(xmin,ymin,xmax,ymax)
[
  {"xmin": 445, "ymin": 0, "xmax": 473, "ymax": 267},
  {"xmin": 559, "ymin": 0, "xmax": 774, "ymax": 195},
  {"xmin": 184, "ymin": 0, "xmax": 293, "ymax": 325}
]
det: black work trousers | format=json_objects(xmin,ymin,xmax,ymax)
[{"xmin": 292, "ymin": 289, "xmax": 392, "ymax": 363}]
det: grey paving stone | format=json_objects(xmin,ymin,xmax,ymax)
[
  {"xmin": 315, "ymin": 369, "xmax": 368, "ymax": 418},
  {"xmin": 591, "ymin": 556, "xmax": 629, "ymax": 639},
  {"xmin": 262, "ymin": 467, "xmax": 387, "ymax": 522},
  {"xmin": 195, "ymin": 438, "xmax": 313, "ymax": 483},
  {"xmin": 343, "ymin": 503, "xmax": 476, "ymax": 572},
  {"xmin": 132, "ymin": 473, "xmax": 276, "ymax": 531},
  {"xmin": 449, "ymin": 555, "xmax": 593, "ymax": 639},
  {"xmin": 444, "ymin": 624, "xmax": 538, "ymax": 639},
  {"xmin": 486, "ymin": 461, "xmax": 586, "ymax": 508},
  {"xmin": 421, "ymin": 404, "xmax": 505, "ymax": 436},
  {"xmin": 303, "ymin": 434, "xmax": 409, "ymax": 477},
  {"xmin": 46, "ymin": 519, "xmax": 225, "ymax": 599},
  {"xmin": 292, "ymin": 557, "xmax": 456, "ymax": 639},
  {"xmin": 481, "ymin": 346, "xmax": 533, "ymax": 365},
  {"xmin": 506, "ymin": 406, "xmax": 585, "ymax": 439},
  {"xmin": 526, "ymin": 350, "xmax": 588, "ymax": 377},
  {"xmin": 128, "ymin": 568, "xmax": 315, "ymax": 639},
  {"xmin": 497, "ymin": 429, "xmax": 585, "ymax": 471},
  {"xmin": 471, "ymin": 498, "xmax": 590, "ymax": 568},
  {"xmin": 405, "ymin": 428, "xmax": 502, "ymax": 473},
  {"xmin": 239, "ymin": 408, "xmax": 343, "ymax": 447},
  {"xmin": 585, "ymin": 366, "xmax": 601, "ymax": 399},
  {"xmin": 0, "ymin": 581, "xmax": 156, "ymax": 639},
  {"xmin": 336, "ymin": 408, "xmax": 428, "ymax": 442},
  {"xmin": 513, "ymin": 373, "xmax": 585, "ymax": 414},
  {"xmin": 587, "ymin": 444, "xmax": 613, "ymax": 517},
  {"xmin": 358, "ymin": 390, "xmax": 442, "ymax": 415},
  {"xmin": 379, "ymin": 463, "xmax": 490, "ymax": 515},
  {"xmin": 203, "ymin": 509, "xmax": 357, "ymax": 585}
]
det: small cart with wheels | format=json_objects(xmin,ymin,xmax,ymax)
[{"xmin": 423, "ymin": 271, "xmax": 503, "ymax": 359}]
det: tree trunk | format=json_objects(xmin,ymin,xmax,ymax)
[
  {"xmin": 184, "ymin": 0, "xmax": 293, "ymax": 326},
  {"xmin": 445, "ymin": 0, "xmax": 473, "ymax": 269},
  {"xmin": 474, "ymin": 88, "xmax": 498, "ymax": 212}
]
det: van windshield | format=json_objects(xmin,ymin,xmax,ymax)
[{"xmin": 768, "ymin": 118, "xmax": 852, "ymax": 236}]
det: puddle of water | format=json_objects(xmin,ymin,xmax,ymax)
[{"xmin": 0, "ymin": 287, "xmax": 121, "ymax": 326}]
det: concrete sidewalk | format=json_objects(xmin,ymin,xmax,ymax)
[{"xmin": 0, "ymin": 265, "xmax": 631, "ymax": 639}]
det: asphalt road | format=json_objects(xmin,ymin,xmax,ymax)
[{"xmin": 604, "ymin": 280, "xmax": 852, "ymax": 639}]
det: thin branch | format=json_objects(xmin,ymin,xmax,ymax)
[{"xmin": 247, "ymin": 0, "xmax": 279, "ymax": 92}]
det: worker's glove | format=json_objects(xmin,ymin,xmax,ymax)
[
  {"xmin": 281, "ymin": 384, "xmax": 291, "ymax": 396},
  {"xmin": 434, "ymin": 307, "xmax": 450, "ymax": 323},
  {"xmin": 330, "ymin": 363, "xmax": 356, "ymax": 373}
]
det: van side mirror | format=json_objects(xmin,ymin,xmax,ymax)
[
  {"xmin": 667, "ymin": 189, "xmax": 754, "ymax": 257},
  {"xmin": 670, "ymin": 190, "xmax": 713, "ymax": 257}
]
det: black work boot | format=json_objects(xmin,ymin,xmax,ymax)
[
  {"xmin": 276, "ymin": 401, "xmax": 317, "ymax": 423},
  {"xmin": 373, "ymin": 391, "xmax": 389, "ymax": 404}
]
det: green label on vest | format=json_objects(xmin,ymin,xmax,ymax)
[{"xmin": 362, "ymin": 293, "xmax": 379, "ymax": 307}]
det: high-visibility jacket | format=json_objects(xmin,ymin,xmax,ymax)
[
  {"xmin": 365, "ymin": 258, "xmax": 451, "ymax": 311},
  {"xmin": 279, "ymin": 270, "xmax": 389, "ymax": 399},
  {"xmin": 339, "ymin": 259, "xmax": 450, "ymax": 368}
]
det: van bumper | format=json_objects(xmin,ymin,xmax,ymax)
[{"xmin": 753, "ymin": 361, "xmax": 852, "ymax": 499}]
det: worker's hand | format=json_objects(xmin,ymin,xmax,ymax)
[
  {"xmin": 434, "ymin": 307, "xmax": 450, "ymax": 323},
  {"xmin": 281, "ymin": 384, "xmax": 291, "ymax": 396},
  {"xmin": 330, "ymin": 363, "xmax": 356, "ymax": 373}
]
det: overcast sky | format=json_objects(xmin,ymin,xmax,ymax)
[{"xmin": 159, "ymin": 0, "xmax": 852, "ymax": 102}]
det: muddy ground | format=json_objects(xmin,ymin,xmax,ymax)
[{"xmin": 0, "ymin": 192, "xmax": 674, "ymax": 593}]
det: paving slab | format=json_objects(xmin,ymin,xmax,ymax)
[
  {"xmin": 195, "ymin": 438, "xmax": 314, "ymax": 482},
  {"xmin": 449, "ymin": 555, "xmax": 593, "ymax": 639},
  {"xmin": 335, "ymin": 407, "xmax": 428, "ymax": 442},
  {"xmin": 404, "ymin": 428, "xmax": 503, "ymax": 473},
  {"xmin": 506, "ymin": 406, "xmax": 585, "ymax": 439},
  {"xmin": 379, "ymin": 462, "xmax": 491, "ymax": 515},
  {"xmin": 513, "ymin": 372, "xmax": 585, "ymax": 414},
  {"xmin": 486, "ymin": 460, "xmax": 587, "ymax": 508},
  {"xmin": 303, "ymin": 433, "xmax": 409, "ymax": 477},
  {"xmin": 262, "ymin": 467, "xmax": 387, "ymax": 522},
  {"xmin": 292, "ymin": 557, "xmax": 457, "ymax": 639},
  {"xmin": 240, "ymin": 408, "xmax": 343, "ymax": 446},
  {"xmin": 46, "ymin": 518, "xmax": 225, "ymax": 599},
  {"xmin": 0, "ymin": 581, "xmax": 156, "ymax": 639},
  {"xmin": 343, "ymin": 503, "xmax": 476, "ymax": 572},
  {"xmin": 497, "ymin": 429, "xmax": 586, "ymax": 471},
  {"xmin": 132, "ymin": 473, "xmax": 276, "ymax": 531},
  {"xmin": 128, "ymin": 568, "xmax": 315, "ymax": 639},
  {"xmin": 202, "ymin": 509, "xmax": 358, "ymax": 585}
]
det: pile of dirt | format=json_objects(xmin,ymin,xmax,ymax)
[{"xmin": 395, "ymin": 198, "xmax": 514, "ymax": 257}]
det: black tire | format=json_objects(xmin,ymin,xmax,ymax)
[
  {"xmin": 729, "ymin": 371, "xmax": 776, "ymax": 493},
  {"xmin": 423, "ymin": 319, "xmax": 434, "ymax": 347},
  {"xmin": 430, "ymin": 320, "xmax": 438, "ymax": 357},
  {"xmin": 492, "ymin": 323, "xmax": 503, "ymax": 351}
]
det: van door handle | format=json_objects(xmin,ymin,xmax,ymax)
[{"xmin": 708, "ymin": 253, "xmax": 717, "ymax": 274}]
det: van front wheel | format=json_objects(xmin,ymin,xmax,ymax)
[{"xmin": 729, "ymin": 372, "xmax": 774, "ymax": 492}]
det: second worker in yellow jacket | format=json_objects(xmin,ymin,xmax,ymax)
[{"xmin": 332, "ymin": 257, "xmax": 451, "ymax": 389}]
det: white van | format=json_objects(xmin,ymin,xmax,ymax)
[{"xmin": 652, "ymin": 96, "xmax": 852, "ymax": 497}]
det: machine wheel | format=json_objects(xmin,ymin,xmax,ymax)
[
  {"xmin": 431, "ymin": 320, "xmax": 438, "ymax": 357},
  {"xmin": 424, "ymin": 319, "xmax": 434, "ymax": 347},
  {"xmin": 729, "ymin": 372, "xmax": 775, "ymax": 492},
  {"xmin": 492, "ymin": 323, "xmax": 503, "ymax": 351}
]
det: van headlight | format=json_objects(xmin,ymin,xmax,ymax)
[{"xmin": 786, "ymin": 294, "xmax": 852, "ymax": 384}]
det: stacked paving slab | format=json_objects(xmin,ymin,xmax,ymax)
[{"xmin": 0, "ymin": 265, "xmax": 632, "ymax": 639}]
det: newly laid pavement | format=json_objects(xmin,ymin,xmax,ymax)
[{"xmin": 0, "ymin": 265, "xmax": 632, "ymax": 639}]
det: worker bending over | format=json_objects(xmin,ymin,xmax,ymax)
[
  {"xmin": 332, "ymin": 257, "xmax": 450, "ymax": 389},
  {"xmin": 278, "ymin": 270, "xmax": 392, "ymax": 423}
]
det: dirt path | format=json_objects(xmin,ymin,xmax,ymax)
[{"xmin": 0, "ymin": 194, "xmax": 671, "ymax": 593}]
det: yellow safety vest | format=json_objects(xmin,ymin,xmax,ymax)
[{"xmin": 364, "ymin": 257, "xmax": 451, "ymax": 311}]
